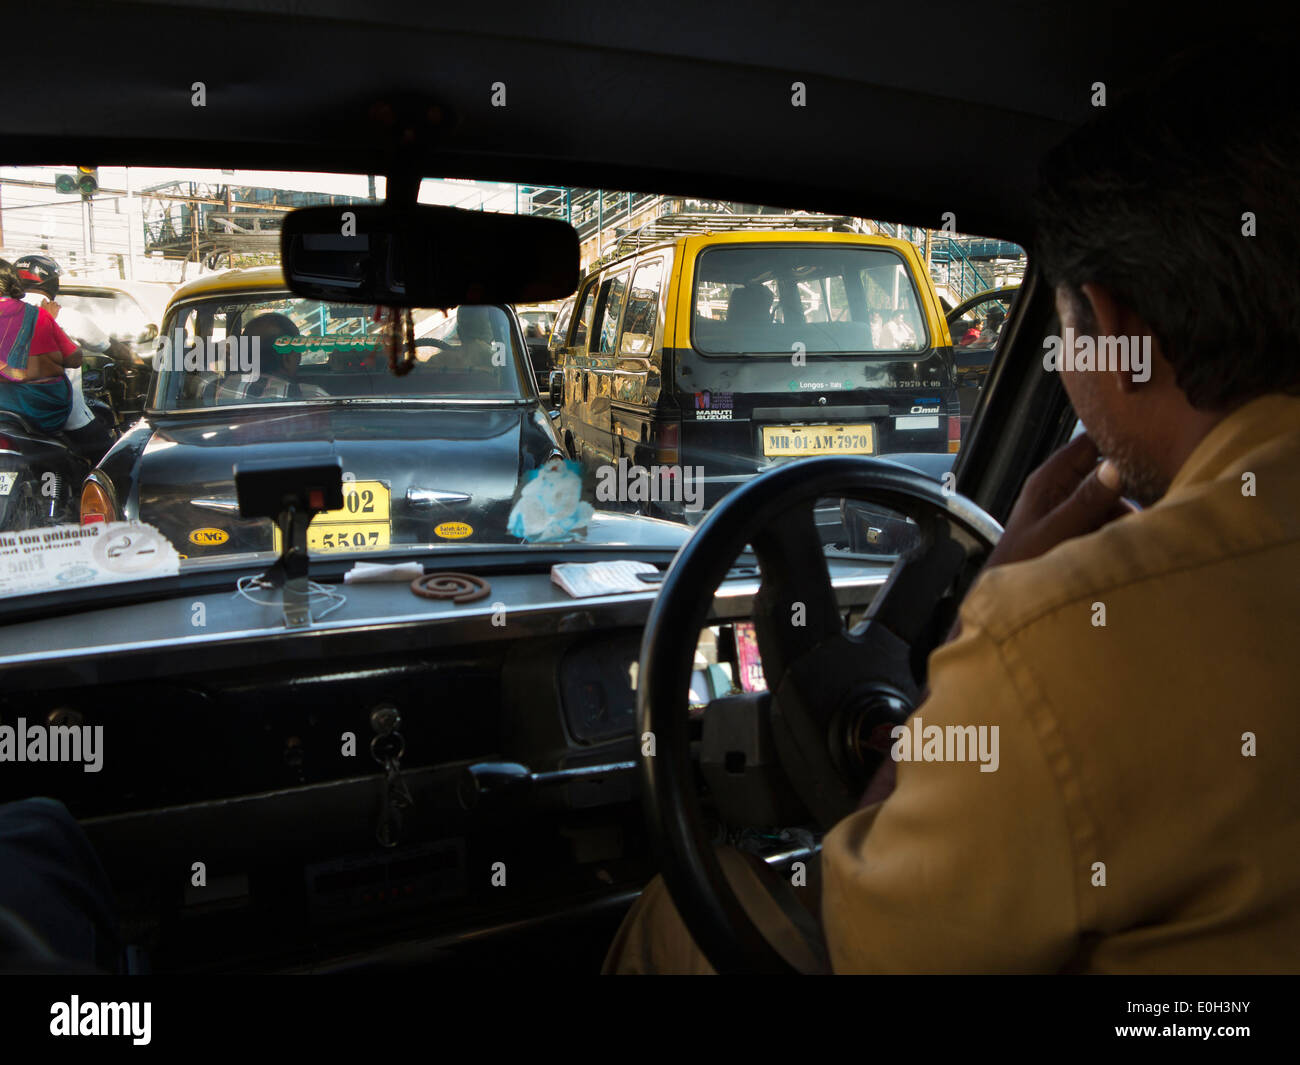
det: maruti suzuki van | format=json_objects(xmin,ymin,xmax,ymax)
[{"xmin": 550, "ymin": 217, "xmax": 961, "ymax": 519}]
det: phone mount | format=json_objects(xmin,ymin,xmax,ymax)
[{"xmin": 234, "ymin": 456, "xmax": 344, "ymax": 628}]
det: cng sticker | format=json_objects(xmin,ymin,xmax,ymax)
[
  {"xmin": 188, "ymin": 527, "xmax": 230, "ymax": 547},
  {"xmin": 434, "ymin": 521, "xmax": 473, "ymax": 540}
]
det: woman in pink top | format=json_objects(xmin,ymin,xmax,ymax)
[{"xmin": 0, "ymin": 259, "xmax": 82, "ymax": 434}]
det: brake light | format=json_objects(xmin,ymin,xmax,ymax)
[
  {"xmin": 947, "ymin": 415, "xmax": 962, "ymax": 454},
  {"xmin": 655, "ymin": 421, "xmax": 680, "ymax": 464},
  {"xmin": 80, "ymin": 480, "xmax": 116, "ymax": 524},
  {"xmin": 0, "ymin": 434, "xmax": 12, "ymax": 451}
]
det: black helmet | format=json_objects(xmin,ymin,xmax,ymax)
[{"xmin": 14, "ymin": 254, "xmax": 62, "ymax": 298}]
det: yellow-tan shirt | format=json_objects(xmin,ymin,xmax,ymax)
[{"xmin": 821, "ymin": 392, "xmax": 1300, "ymax": 973}]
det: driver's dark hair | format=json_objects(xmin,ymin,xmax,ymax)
[
  {"xmin": 1033, "ymin": 41, "xmax": 1300, "ymax": 412},
  {"xmin": 241, "ymin": 312, "xmax": 298, "ymax": 366},
  {"xmin": 242, "ymin": 312, "xmax": 299, "ymax": 340},
  {"xmin": 0, "ymin": 260, "xmax": 26, "ymax": 300}
]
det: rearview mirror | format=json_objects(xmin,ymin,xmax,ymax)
[{"xmin": 281, "ymin": 204, "xmax": 579, "ymax": 308}]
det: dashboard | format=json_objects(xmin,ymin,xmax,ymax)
[{"xmin": 0, "ymin": 554, "xmax": 889, "ymax": 971}]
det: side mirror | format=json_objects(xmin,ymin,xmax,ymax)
[
  {"xmin": 548, "ymin": 369, "xmax": 563, "ymax": 408},
  {"xmin": 281, "ymin": 203, "xmax": 579, "ymax": 308}
]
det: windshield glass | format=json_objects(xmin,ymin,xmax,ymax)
[
  {"xmin": 57, "ymin": 290, "xmax": 154, "ymax": 341},
  {"xmin": 693, "ymin": 245, "xmax": 927, "ymax": 353},
  {"xmin": 0, "ymin": 165, "xmax": 1023, "ymax": 597},
  {"xmin": 153, "ymin": 296, "xmax": 525, "ymax": 410},
  {"xmin": 518, "ymin": 310, "xmax": 555, "ymax": 338}
]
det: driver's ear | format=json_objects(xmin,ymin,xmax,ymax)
[
  {"xmin": 1079, "ymin": 282, "xmax": 1160, "ymax": 397},
  {"xmin": 1079, "ymin": 283, "xmax": 1124, "ymax": 342}
]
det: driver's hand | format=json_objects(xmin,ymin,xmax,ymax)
[{"xmin": 983, "ymin": 433, "xmax": 1132, "ymax": 571}]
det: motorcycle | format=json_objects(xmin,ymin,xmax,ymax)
[
  {"xmin": 0, "ymin": 396, "xmax": 120, "ymax": 533},
  {"xmin": 81, "ymin": 336, "xmax": 152, "ymax": 434}
]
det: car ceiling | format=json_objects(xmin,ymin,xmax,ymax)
[{"xmin": 2, "ymin": 0, "xmax": 1278, "ymax": 244}]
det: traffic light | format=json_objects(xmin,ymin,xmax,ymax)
[{"xmin": 54, "ymin": 167, "xmax": 98, "ymax": 197}]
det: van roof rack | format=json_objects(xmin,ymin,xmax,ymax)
[{"xmin": 589, "ymin": 212, "xmax": 855, "ymax": 270}]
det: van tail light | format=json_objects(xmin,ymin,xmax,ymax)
[
  {"xmin": 80, "ymin": 480, "xmax": 116, "ymax": 525},
  {"xmin": 655, "ymin": 421, "xmax": 680, "ymax": 464},
  {"xmin": 0, "ymin": 434, "xmax": 13, "ymax": 451},
  {"xmin": 947, "ymin": 415, "xmax": 962, "ymax": 454}
]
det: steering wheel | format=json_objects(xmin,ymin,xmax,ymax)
[{"xmin": 636, "ymin": 456, "xmax": 1002, "ymax": 973}]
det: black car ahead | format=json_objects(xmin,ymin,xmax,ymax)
[{"xmin": 79, "ymin": 268, "xmax": 564, "ymax": 556}]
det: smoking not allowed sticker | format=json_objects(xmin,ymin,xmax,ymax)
[
  {"xmin": 93, "ymin": 526, "xmax": 169, "ymax": 574},
  {"xmin": 0, "ymin": 522, "xmax": 181, "ymax": 599}
]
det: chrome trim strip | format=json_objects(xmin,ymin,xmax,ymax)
[
  {"xmin": 190, "ymin": 497, "xmax": 241, "ymax": 513},
  {"xmin": 406, "ymin": 488, "xmax": 472, "ymax": 506}
]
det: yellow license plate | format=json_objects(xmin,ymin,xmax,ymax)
[
  {"xmin": 761, "ymin": 424, "xmax": 875, "ymax": 457},
  {"xmin": 274, "ymin": 521, "xmax": 392, "ymax": 554},
  {"xmin": 272, "ymin": 480, "xmax": 392, "ymax": 554},
  {"xmin": 329, "ymin": 480, "xmax": 390, "ymax": 521},
  {"xmin": 305, "ymin": 522, "xmax": 390, "ymax": 553}
]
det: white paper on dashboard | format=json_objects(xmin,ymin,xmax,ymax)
[
  {"xmin": 344, "ymin": 561, "xmax": 426, "ymax": 584},
  {"xmin": 551, "ymin": 560, "xmax": 659, "ymax": 598}
]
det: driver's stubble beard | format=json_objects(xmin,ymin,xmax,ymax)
[
  {"xmin": 1065, "ymin": 373, "xmax": 1169, "ymax": 508},
  {"xmin": 1090, "ymin": 423, "xmax": 1168, "ymax": 507}
]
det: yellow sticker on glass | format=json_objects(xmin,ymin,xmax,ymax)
[
  {"xmin": 188, "ymin": 527, "xmax": 230, "ymax": 547},
  {"xmin": 434, "ymin": 521, "xmax": 473, "ymax": 540}
]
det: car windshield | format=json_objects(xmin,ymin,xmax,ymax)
[
  {"xmin": 693, "ymin": 245, "xmax": 928, "ymax": 353},
  {"xmin": 57, "ymin": 290, "xmax": 155, "ymax": 341},
  {"xmin": 152, "ymin": 296, "xmax": 525, "ymax": 409},
  {"xmin": 518, "ymin": 311, "xmax": 555, "ymax": 337},
  {"xmin": 0, "ymin": 165, "xmax": 1023, "ymax": 597}
]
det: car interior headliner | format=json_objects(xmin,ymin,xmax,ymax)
[{"xmin": 1, "ymin": 0, "xmax": 1278, "ymax": 243}]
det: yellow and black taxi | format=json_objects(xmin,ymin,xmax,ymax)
[
  {"xmin": 550, "ymin": 216, "xmax": 962, "ymax": 519},
  {"xmin": 78, "ymin": 267, "xmax": 565, "ymax": 555}
]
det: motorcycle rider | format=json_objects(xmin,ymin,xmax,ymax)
[
  {"xmin": 14, "ymin": 255, "xmax": 115, "ymax": 462},
  {"xmin": 0, "ymin": 258, "xmax": 82, "ymax": 432}
]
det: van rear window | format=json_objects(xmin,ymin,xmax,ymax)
[{"xmin": 692, "ymin": 244, "xmax": 928, "ymax": 354}]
